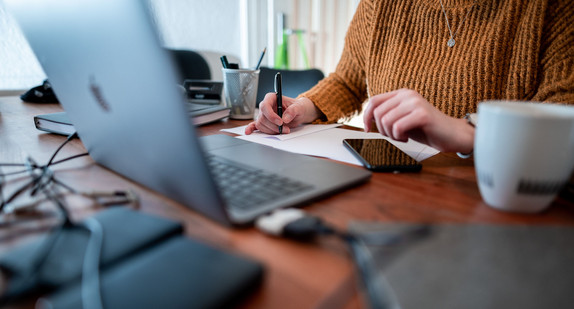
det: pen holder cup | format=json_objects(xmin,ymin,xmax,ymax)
[{"xmin": 222, "ymin": 68, "xmax": 260, "ymax": 119}]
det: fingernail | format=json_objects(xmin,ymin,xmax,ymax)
[{"xmin": 283, "ymin": 113, "xmax": 293, "ymax": 123}]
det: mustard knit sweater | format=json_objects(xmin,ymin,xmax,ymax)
[{"xmin": 302, "ymin": 0, "xmax": 574, "ymax": 123}]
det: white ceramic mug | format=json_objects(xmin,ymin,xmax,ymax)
[{"xmin": 474, "ymin": 101, "xmax": 574, "ymax": 213}]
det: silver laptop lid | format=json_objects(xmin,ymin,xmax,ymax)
[{"xmin": 6, "ymin": 0, "xmax": 231, "ymax": 224}]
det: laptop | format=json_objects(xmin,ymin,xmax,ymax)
[{"xmin": 6, "ymin": 0, "xmax": 371, "ymax": 226}]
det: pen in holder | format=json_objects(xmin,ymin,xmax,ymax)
[{"xmin": 222, "ymin": 68, "xmax": 260, "ymax": 119}]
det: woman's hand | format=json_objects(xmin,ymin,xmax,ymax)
[
  {"xmin": 363, "ymin": 88, "xmax": 474, "ymax": 153},
  {"xmin": 245, "ymin": 94, "xmax": 320, "ymax": 135}
]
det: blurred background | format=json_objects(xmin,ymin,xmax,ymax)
[{"xmin": 0, "ymin": 0, "xmax": 359, "ymax": 94}]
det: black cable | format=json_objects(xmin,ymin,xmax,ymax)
[
  {"xmin": 50, "ymin": 152, "xmax": 89, "ymax": 166},
  {"xmin": 36, "ymin": 183, "xmax": 103, "ymax": 309},
  {"xmin": 256, "ymin": 210, "xmax": 430, "ymax": 309},
  {"xmin": 30, "ymin": 169, "xmax": 52, "ymax": 198},
  {"xmin": 30, "ymin": 132, "xmax": 79, "ymax": 198},
  {"xmin": 1, "ymin": 131, "xmax": 104, "ymax": 309},
  {"xmin": 0, "ymin": 173, "xmax": 4, "ymax": 208},
  {"xmin": 344, "ymin": 233, "xmax": 401, "ymax": 309},
  {"xmin": 47, "ymin": 132, "xmax": 78, "ymax": 167},
  {"xmin": 0, "ymin": 163, "xmax": 26, "ymax": 167},
  {"xmin": 0, "ymin": 133, "xmax": 77, "ymax": 294},
  {"xmin": 0, "ymin": 177, "xmax": 40, "ymax": 212},
  {"xmin": 0, "ymin": 168, "xmax": 34, "ymax": 177},
  {"xmin": 0, "ymin": 151, "xmax": 89, "ymax": 207},
  {"xmin": 0, "ymin": 133, "xmax": 82, "ymax": 212},
  {"xmin": 281, "ymin": 218, "xmax": 400, "ymax": 309},
  {"xmin": 40, "ymin": 175, "xmax": 73, "ymax": 227},
  {"xmin": 51, "ymin": 177, "xmax": 78, "ymax": 194},
  {"xmin": 0, "ymin": 224, "xmax": 66, "ymax": 304},
  {"xmin": 0, "ymin": 131, "xmax": 78, "ymax": 179},
  {"xmin": 0, "ymin": 152, "xmax": 88, "ymax": 178}
]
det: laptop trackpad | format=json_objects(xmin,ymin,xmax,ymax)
[
  {"xmin": 201, "ymin": 134, "xmax": 370, "ymax": 188},
  {"xmin": 205, "ymin": 137, "xmax": 303, "ymax": 172},
  {"xmin": 199, "ymin": 134, "xmax": 250, "ymax": 152}
]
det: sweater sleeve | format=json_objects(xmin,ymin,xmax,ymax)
[
  {"xmin": 530, "ymin": 0, "xmax": 574, "ymax": 104},
  {"xmin": 299, "ymin": 0, "xmax": 375, "ymax": 123}
]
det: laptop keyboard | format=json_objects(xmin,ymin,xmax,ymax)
[{"xmin": 206, "ymin": 155, "xmax": 314, "ymax": 211}]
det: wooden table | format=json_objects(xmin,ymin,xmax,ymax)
[{"xmin": 1, "ymin": 95, "xmax": 574, "ymax": 308}]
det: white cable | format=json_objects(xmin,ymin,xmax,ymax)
[{"xmin": 81, "ymin": 218, "xmax": 104, "ymax": 309}]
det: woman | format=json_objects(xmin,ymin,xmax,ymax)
[{"xmin": 246, "ymin": 0, "xmax": 574, "ymax": 156}]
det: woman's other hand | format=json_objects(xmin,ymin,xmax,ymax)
[{"xmin": 363, "ymin": 88, "xmax": 474, "ymax": 153}]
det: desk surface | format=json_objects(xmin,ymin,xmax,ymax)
[{"xmin": 1, "ymin": 95, "xmax": 574, "ymax": 308}]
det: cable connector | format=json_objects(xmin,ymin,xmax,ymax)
[
  {"xmin": 256, "ymin": 208, "xmax": 336, "ymax": 241},
  {"xmin": 256, "ymin": 208, "xmax": 306, "ymax": 236}
]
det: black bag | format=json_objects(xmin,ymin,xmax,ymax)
[{"xmin": 20, "ymin": 79, "xmax": 59, "ymax": 103}]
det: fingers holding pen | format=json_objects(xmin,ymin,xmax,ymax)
[
  {"xmin": 245, "ymin": 93, "xmax": 284, "ymax": 135},
  {"xmin": 258, "ymin": 111, "xmax": 289, "ymax": 134},
  {"xmin": 244, "ymin": 94, "xmax": 316, "ymax": 135},
  {"xmin": 245, "ymin": 122, "xmax": 258, "ymax": 134},
  {"xmin": 260, "ymin": 93, "xmax": 284, "ymax": 126}
]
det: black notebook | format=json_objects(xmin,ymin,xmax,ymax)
[
  {"xmin": 34, "ymin": 112, "xmax": 76, "ymax": 136},
  {"xmin": 0, "ymin": 208, "xmax": 263, "ymax": 308},
  {"xmin": 34, "ymin": 103, "xmax": 230, "ymax": 135},
  {"xmin": 351, "ymin": 223, "xmax": 574, "ymax": 309}
]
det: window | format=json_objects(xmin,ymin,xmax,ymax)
[
  {"xmin": 0, "ymin": 0, "xmax": 358, "ymax": 93},
  {"xmin": 0, "ymin": 2, "xmax": 45, "ymax": 92}
]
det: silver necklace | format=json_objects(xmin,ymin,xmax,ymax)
[{"xmin": 439, "ymin": 0, "xmax": 478, "ymax": 47}]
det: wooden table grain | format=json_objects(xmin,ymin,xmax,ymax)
[{"xmin": 1, "ymin": 95, "xmax": 573, "ymax": 309}]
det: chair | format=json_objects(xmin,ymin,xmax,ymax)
[
  {"xmin": 256, "ymin": 66, "xmax": 324, "ymax": 107},
  {"xmin": 167, "ymin": 49, "xmax": 212, "ymax": 82}
]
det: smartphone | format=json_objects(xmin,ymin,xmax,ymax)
[{"xmin": 343, "ymin": 139, "xmax": 422, "ymax": 172}]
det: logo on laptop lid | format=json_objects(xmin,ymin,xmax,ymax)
[{"xmin": 89, "ymin": 75, "xmax": 111, "ymax": 112}]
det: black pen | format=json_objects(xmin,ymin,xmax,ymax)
[{"xmin": 275, "ymin": 72, "xmax": 283, "ymax": 134}]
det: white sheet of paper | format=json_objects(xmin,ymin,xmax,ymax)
[
  {"xmin": 221, "ymin": 123, "xmax": 340, "ymax": 140},
  {"xmin": 221, "ymin": 124, "xmax": 439, "ymax": 165}
]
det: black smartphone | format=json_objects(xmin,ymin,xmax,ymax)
[{"xmin": 343, "ymin": 138, "xmax": 422, "ymax": 172}]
